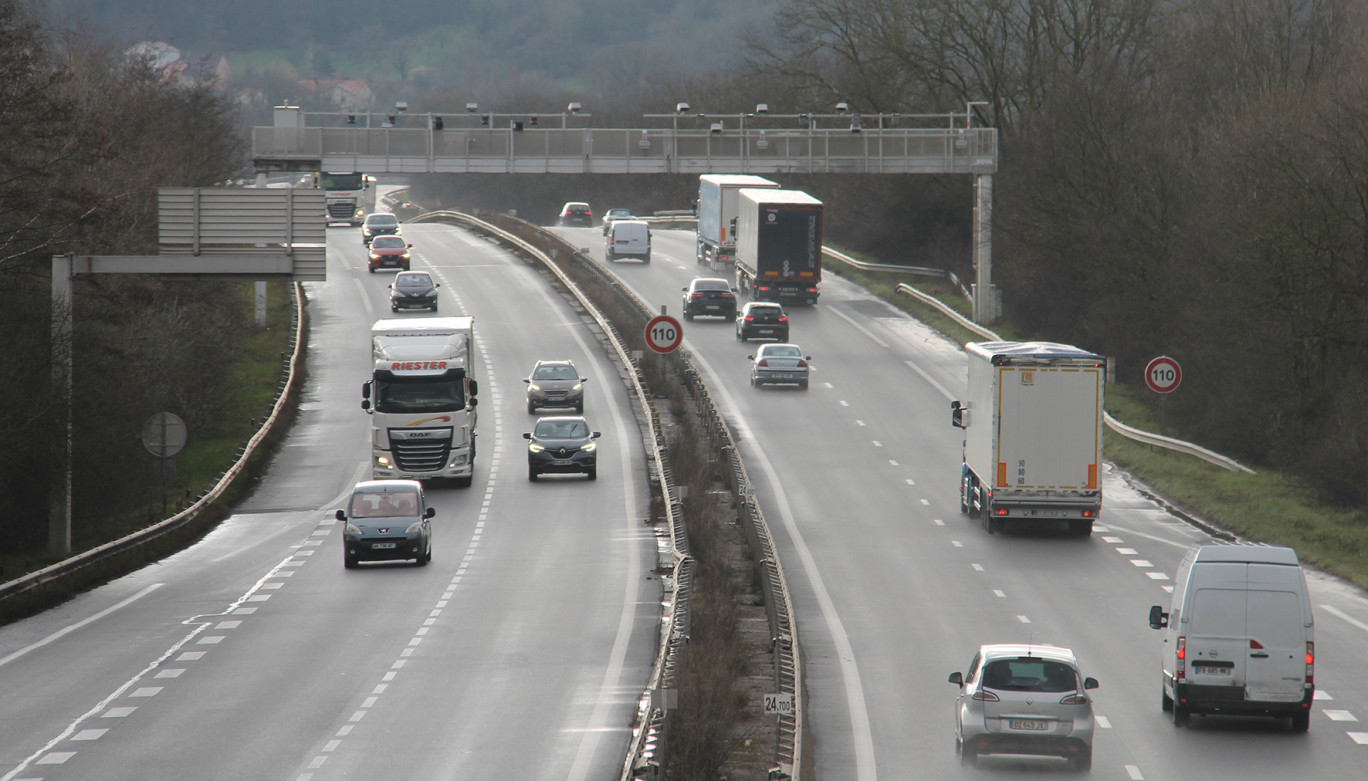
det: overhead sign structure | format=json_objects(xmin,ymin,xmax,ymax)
[
  {"xmin": 644, "ymin": 314, "xmax": 683, "ymax": 354},
  {"xmin": 1145, "ymin": 356, "xmax": 1182, "ymax": 394}
]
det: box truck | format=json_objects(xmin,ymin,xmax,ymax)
[
  {"xmin": 695, "ymin": 174, "xmax": 779, "ymax": 269},
  {"xmin": 950, "ymin": 341, "xmax": 1105, "ymax": 535},
  {"xmin": 363, "ymin": 317, "xmax": 479, "ymax": 486},
  {"xmin": 733, "ymin": 189, "xmax": 823, "ymax": 305}
]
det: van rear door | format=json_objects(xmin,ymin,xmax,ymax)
[
  {"xmin": 1187, "ymin": 586, "xmax": 1248, "ymax": 690},
  {"xmin": 1244, "ymin": 564, "xmax": 1309, "ymax": 703}
]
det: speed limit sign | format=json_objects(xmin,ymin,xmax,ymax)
[
  {"xmin": 644, "ymin": 314, "xmax": 683, "ymax": 354},
  {"xmin": 1145, "ymin": 356, "xmax": 1182, "ymax": 394}
]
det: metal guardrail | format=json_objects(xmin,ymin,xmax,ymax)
[
  {"xmin": 0, "ymin": 284, "xmax": 307, "ymax": 604},
  {"xmin": 892, "ymin": 283, "xmax": 1256, "ymax": 474},
  {"xmin": 410, "ymin": 209, "xmax": 804, "ymax": 779}
]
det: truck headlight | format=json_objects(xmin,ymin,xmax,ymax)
[{"xmin": 376, "ymin": 455, "xmax": 393, "ymax": 468}]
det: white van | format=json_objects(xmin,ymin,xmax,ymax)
[
  {"xmin": 1148, "ymin": 543, "xmax": 1315, "ymax": 730},
  {"xmin": 605, "ymin": 219, "xmax": 651, "ymax": 263}
]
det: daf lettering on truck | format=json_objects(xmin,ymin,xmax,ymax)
[
  {"xmin": 951, "ymin": 341, "xmax": 1105, "ymax": 535},
  {"xmin": 363, "ymin": 317, "xmax": 479, "ymax": 487}
]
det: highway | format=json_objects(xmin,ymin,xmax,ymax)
[
  {"xmin": 4, "ymin": 214, "xmax": 1368, "ymax": 780},
  {"xmin": 550, "ymin": 222, "xmax": 1368, "ymax": 779},
  {"xmin": 0, "ymin": 222, "xmax": 659, "ymax": 780}
]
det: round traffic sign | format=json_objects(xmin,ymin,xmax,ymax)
[
  {"xmin": 644, "ymin": 314, "xmax": 683, "ymax": 354},
  {"xmin": 141, "ymin": 412, "xmax": 188, "ymax": 457},
  {"xmin": 1145, "ymin": 356, "xmax": 1182, "ymax": 394}
]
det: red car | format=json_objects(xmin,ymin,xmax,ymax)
[{"xmin": 368, "ymin": 235, "xmax": 412, "ymax": 273}]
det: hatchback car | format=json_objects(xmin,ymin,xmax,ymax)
[
  {"xmin": 948, "ymin": 644, "xmax": 1099, "ymax": 771},
  {"xmin": 681, "ymin": 278, "xmax": 738, "ymax": 320},
  {"xmin": 524, "ymin": 416, "xmax": 601, "ymax": 481},
  {"xmin": 361, "ymin": 212, "xmax": 401, "ymax": 245},
  {"xmin": 558, "ymin": 201, "xmax": 593, "ymax": 226},
  {"xmin": 749, "ymin": 343, "xmax": 811, "ymax": 389},
  {"xmin": 335, "ymin": 479, "xmax": 434, "ymax": 568},
  {"xmin": 601, "ymin": 208, "xmax": 636, "ymax": 235},
  {"xmin": 524, "ymin": 359, "xmax": 588, "ymax": 413},
  {"xmin": 367, "ymin": 235, "xmax": 412, "ymax": 272},
  {"xmin": 735, "ymin": 302, "xmax": 789, "ymax": 342},
  {"xmin": 389, "ymin": 271, "xmax": 439, "ymax": 311}
]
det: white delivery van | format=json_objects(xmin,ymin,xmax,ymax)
[
  {"xmin": 605, "ymin": 219, "xmax": 651, "ymax": 262},
  {"xmin": 1148, "ymin": 543, "xmax": 1315, "ymax": 730}
]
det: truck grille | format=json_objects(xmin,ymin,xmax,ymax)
[
  {"xmin": 393, "ymin": 440, "xmax": 451, "ymax": 472},
  {"xmin": 328, "ymin": 202, "xmax": 357, "ymax": 218}
]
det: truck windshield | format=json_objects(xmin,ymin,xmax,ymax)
[
  {"xmin": 374, "ymin": 376, "xmax": 465, "ymax": 413},
  {"xmin": 319, "ymin": 173, "xmax": 364, "ymax": 190}
]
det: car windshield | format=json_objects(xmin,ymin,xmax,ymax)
[
  {"xmin": 368, "ymin": 215, "xmax": 398, "ymax": 226},
  {"xmin": 536, "ymin": 419, "xmax": 589, "ymax": 438},
  {"xmin": 533, "ymin": 365, "xmax": 578, "ymax": 380},
  {"xmin": 350, "ymin": 490, "xmax": 419, "ymax": 518},
  {"xmin": 981, "ymin": 659, "xmax": 1078, "ymax": 693},
  {"xmin": 395, "ymin": 273, "xmax": 430, "ymax": 287},
  {"xmin": 372, "ymin": 237, "xmax": 405, "ymax": 249},
  {"xmin": 765, "ymin": 346, "xmax": 801, "ymax": 358}
]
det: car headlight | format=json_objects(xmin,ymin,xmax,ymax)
[
  {"xmin": 400, "ymin": 251, "xmax": 410, "ymax": 260},
  {"xmin": 527, "ymin": 382, "xmax": 542, "ymax": 392},
  {"xmin": 528, "ymin": 442, "xmax": 546, "ymax": 453},
  {"xmin": 580, "ymin": 442, "xmax": 597, "ymax": 453},
  {"xmin": 405, "ymin": 521, "xmax": 425, "ymax": 534},
  {"xmin": 369, "ymin": 253, "xmax": 380, "ymax": 261},
  {"xmin": 345, "ymin": 523, "xmax": 362, "ymax": 535},
  {"xmin": 571, "ymin": 382, "xmax": 583, "ymax": 391}
]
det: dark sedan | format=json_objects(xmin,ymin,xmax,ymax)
[{"xmin": 389, "ymin": 271, "xmax": 439, "ymax": 311}]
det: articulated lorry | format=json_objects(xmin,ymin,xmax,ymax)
[
  {"xmin": 695, "ymin": 174, "xmax": 779, "ymax": 269},
  {"xmin": 734, "ymin": 188, "xmax": 823, "ymax": 305},
  {"xmin": 363, "ymin": 317, "xmax": 479, "ymax": 487},
  {"xmin": 314, "ymin": 171, "xmax": 376, "ymax": 226},
  {"xmin": 951, "ymin": 341, "xmax": 1106, "ymax": 536}
]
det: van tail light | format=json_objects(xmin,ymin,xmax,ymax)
[
  {"xmin": 995, "ymin": 507, "xmax": 1009, "ymax": 516},
  {"xmin": 1250, "ymin": 639, "xmax": 1264, "ymax": 649},
  {"xmin": 1306, "ymin": 641, "xmax": 1314, "ymax": 685},
  {"xmin": 1175, "ymin": 636, "xmax": 1186, "ymax": 681},
  {"xmin": 971, "ymin": 690, "xmax": 1000, "ymax": 702}
]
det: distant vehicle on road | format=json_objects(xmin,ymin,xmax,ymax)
[
  {"xmin": 558, "ymin": 202, "xmax": 593, "ymax": 227},
  {"xmin": 605, "ymin": 220, "xmax": 651, "ymax": 263},
  {"xmin": 389, "ymin": 271, "xmax": 438, "ymax": 311},
  {"xmin": 524, "ymin": 416, "xmax": 601, "ymax": 481},
  {"xmin": 681, "ymin": 277, "xmax": 737, "ymax": 320},
  {"xmin": 368, "ymin": 236, "xmax": 412, "ymax": 273},
  {"xmin": 735, "ymin": 301, "xmax": 789, "ymax": 342},
  {"xmin": 748, "ymin": 343, "xmax": 811, "ymax": 389},
  {"xmin": 600, "ymin": 208, "xmax": 636, "ymax": 234},
  {"xmin": 335, "ymin": 479, "xmax": 434, "ymax": 568},
  {"xmin": 362, "ymin": 212, "xmax": 401, "ymax": 245},
  {"xmin": 524, "ymin": 359, "xmax": 587, "ymax": 414}
]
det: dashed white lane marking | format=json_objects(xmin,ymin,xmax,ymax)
[
  {"xmin": 1325, "ymin": 710, "xmax": 1358, "ymax": 721},
  {"xmin": 1017, "ymin": 616, "xmax": 1031, "ymax": 624},
  {"xmin": 952, "ymin": 541, "xmax": 963, "ymax": 548},
  {"xmin": 1096, "ymin": 716, "xmax": 1112, "ymax": 728},
  {"xmin": 872, "ymin": 440, "xmax": 883, "ymax": 447},
  {"xmin": 972, "ymin": 563, "xmax": 984, "ymax": 572},
  {"xmin": 1130, "ymin": 560, "xmax": 1153, "ymax": 568},
  {"xmin": 993, "ymin": 590, "xmax": 1006, "ymax": 598},
  {"xmin": 1115, "ymin": 547, "xmax": 1138, "ymax": 555},
  {"xmin": 1125, "ymin": 766, "xmax": 1144, "ymax": 780},
  {"xmin": 1350, "ymin": 732, "xmax": 1368, "ymax": 744}
]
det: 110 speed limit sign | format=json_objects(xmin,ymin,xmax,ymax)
[
  {"xmin": 1145, "ymin": 356, "xmax": 1182, "ymax": 394},
  {"xmin": 644, "ymin": 314, "xmax": 683, "ymax": 354}
]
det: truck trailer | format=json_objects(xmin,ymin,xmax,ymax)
[
  {"xmin": 695, "ymin": 174, "xmax": 779, "ymax": 269},
  {"xmin": 734, "ymin": 188, "xmax": 823, "ymax": 305},
  {"xmin": 363, "ymin": 317, "xmax": 479, "ymax": 486},
  {"xmin": 951, "ymin": 341, "xmax": 1106, "ymax": 535}
]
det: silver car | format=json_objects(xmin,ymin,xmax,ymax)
[
  {"xmin": 524, "ymin": 359, "xmax": 587, "ymax": 413},
  {"xmin": 748, "ymin": 343, "xmax": 811, "ymax": 390},
  {"xmin": 949, "ymin": 643, "xmax": 1098, "ymax": 771}
]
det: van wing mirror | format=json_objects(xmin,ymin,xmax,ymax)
[
  {"xmin": 951, "ymin": 400, "xmax": 964, "ymax": 428},
  {"xmin": 335, "ymin": 509, "xmax": 347, "ymax": 521},
  {"xmin": 468, "ymin": 379, "xmax": 479, "ymax": 397},
  {"xmin": 425, "ymin": 507, "xmax": 436, "ymax": 519},
  {"xmin": 1148, "ymin": 605, "xmax": 1168, "ymax": 629}
]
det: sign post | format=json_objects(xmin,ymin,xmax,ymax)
[{"xmin": 1144, "ymin": 356, "xmax": 1181, "ymax": 437}]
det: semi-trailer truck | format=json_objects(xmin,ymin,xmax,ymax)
[
  {"xmin": 951, "ymin": 341, "xmax": 1106, "ymax": 536},
  {"xmin": 363, "ymin": 317, "xmax": 479, "ymax": 487},
  {"xmin": 734, "ymin": 188, "xmax": 823, "ymax": 305},
  {"xmin": 695, "ymin": 174, "xmax": 779, "ymax": 269}
]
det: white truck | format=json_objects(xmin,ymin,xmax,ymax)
[
  {"xmin": 950, "ymin": 341, "xmax": 1106, "ymax": 535},
  {"xmin": 314, "ymin": 171, "xmax": 376, "ymax": 226},
  {"xmin": 695, "ymin": 174, "xmax": 779, "ymax": 269},
  {"xmin": 362, "ymin": 317, "xmax": 479, "ymax": 487}
]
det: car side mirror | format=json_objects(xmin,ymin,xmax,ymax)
[
  {"xmin": 581, "ymin": 377, "xmax": 589, "ymax": 383},
  {"xmin": 523, "ymin": 432, "xmax": 532, "ymax": 440},
  {"xmin": 425, "ymin": 507, "xmax": 436, "ymax": 519},
  {"xmin": 335, "ymin": 509, "xmax": 347, "ymax": 521},
  {"xmin": 682, "ymin": 286, "xmax": 688, "ymax": 292},
  {"xmin": 748, "ymin": 355, "xmax": 755, "ymax": 362},
  {"xmin": 1084, "ymin": 677, "xmax": 1099, "ymax": 690},
  {"xmin": 593, "ymin": 432, "xmax": 602, "ymax": 438},
  {"xmin": 805, "ymin": 356, "xmax": 812, "ymax": 361},
  {"xmin": 524, "ymin": 378, "xmax": 531, "ymax": 384},
  {"xmin": 948, "ymin": 672, "xmax": 964, "ymax": 686},
  {"xmin": 1148, "ymin": 605, "xmax": 1168, "ymax": 629}
]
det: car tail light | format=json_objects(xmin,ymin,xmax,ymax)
[
  {"xmin": 757, "ymin": 359, "xmax": 769, "ymax": 367},
  {"xmin": 1306, "ymin": 641, "xmax": 1314, "ymax": 684},
  {"xmin": 721, "ymin": 292, "xmax": 735, "ymax": 299},
  {"xmin": 1175, "ymin": 636, "xmax": 1186, "ymax": 681},
  {"xmin": 744, "ymin": 316, "xmax": 755, "ymax": 322},
  {"xmin": 1058, "ymin": 692, "xmax": 1089, "ymax": 705},
  {"xmin": 971, "ymin": 690, "xmax": 999, "ymax": 702},
  {"xmin": 797, "ymin": 360, "xmax": 808, "ymax": 368},
  {"xmin": 690, "ymin": 293, "xmax": 704, "ymax": 300},
  {"xmin": 778, "ymin": 315, "xmax": 788, "ymax": 322}
]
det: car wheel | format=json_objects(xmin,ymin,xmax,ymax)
[
  {"xmin": 391, "ymin": 304, "xmax": 398, "ymax": 312},
  {"xmin": 643, "ymin": 253, "xmax": 651, "ymax": 264},
  {"xmin": 1071, "ymin": 746, "xmax": 1092, "ymax": 772},
  {"xmin": 431, "ymin": 302, "xmax": 438, "ymax": 312},
  {"xmin": 684, "ymin": 311, "xmax": 694, "ymax": 321},
  {"xmin": 1290, "ymin": 711, "xmax": 1310, "ymax": 732},
  {"xmin": 574, "ymin": 402, "xmax": 583, "ymax": 414},
  {"xmin": 799, "ymin": 379, "xmax": 809, "ymax": 390},
  {"xmin": 527, "ymin": 401, "xmax": 537, "ymax": 414},
  {"xmin": 737, "ymin": 330, "xmax": 745, "ymax": 342},
  {"xmin": 1172, "ymin": 702, "xmax": 1189, "ymax": 727},
  {"xmin": 344, "ymin": 552, "xmax": 358, "ymax": 569},
  {"xmin": 528, "ymin": 466, "xmax": 539, "ymax": 482},
  {"xmin": 959, "ymin": 740, "xmax": 975, "ymax": 767},
  {"xmin": 416, "ymin": 540, "xmax": 431, "ymax": 566},
  {"xmin": 587, "ymin": 466, "xmax": 597, "ymax": 481},
  {"xmin": 749, "ymin": 375, "xmax": 758, "ymax": 387},
  {"xmin": 368, "ymin": 266, "xmax": 375, "ymax": 273}
]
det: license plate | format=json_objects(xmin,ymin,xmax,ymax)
[
  {"xmin": 554, "ymin": 459, "xmax": 573, "ymax": 466},
  {"xmin": 1009, "ymin": 720, "xmax": 1049, "ymax": 731},
  {"xmin": 1194, "ymin": 666, "xmax": 1232, "ymax": 676},
  {"xmin": 372, "ymin": 542, "xmax": 397, "ymax": 550},
  {"xmin": 704, "ymin": 304, "xmax": 720, "ymax": 310},
  {"xmin": 775, "ymin": 372, "xmax": 793, "ymax": 379}
]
